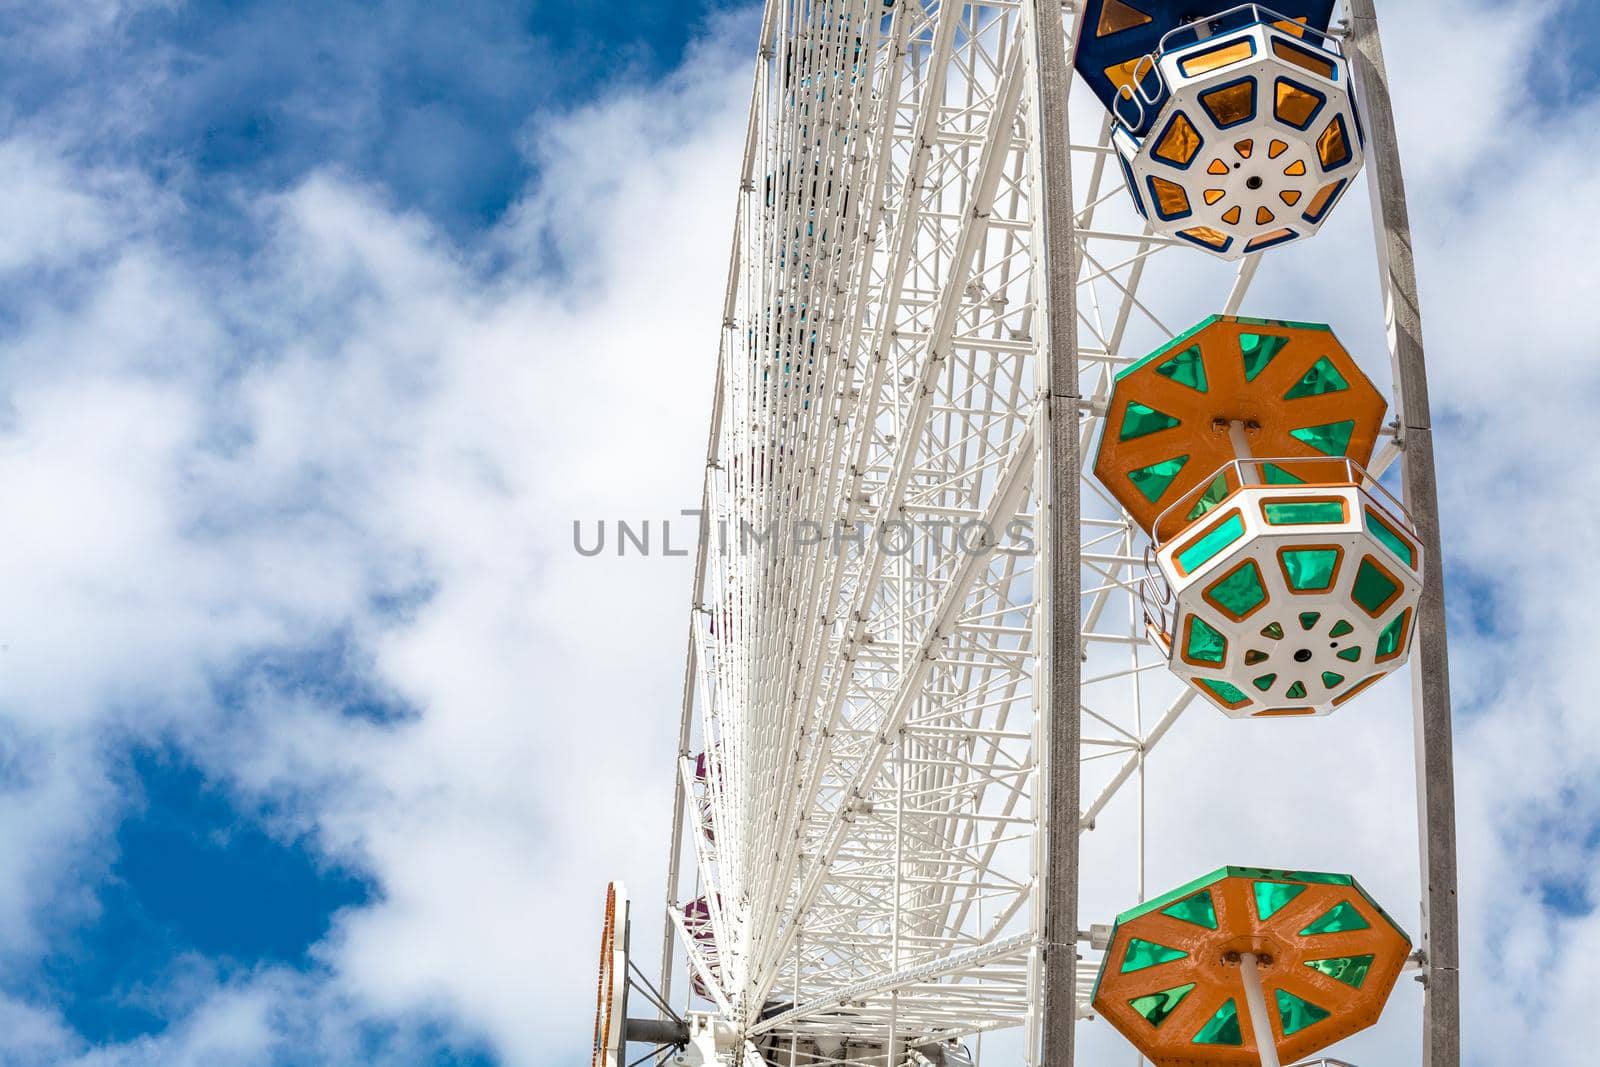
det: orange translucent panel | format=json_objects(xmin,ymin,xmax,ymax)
[
  {"xmin": 1273, "ymin": 16, "xmax": 1309, "ymax": 37},
  {"xmin": 1103, "ymin": 58, "xmax": 1148, "ymax": 92},
  {"xmin": 1180, "ymin": 38, "xmax": 1255, "ymax": 77},
  {"xmin": 1150, "ymin": 176, "xmax": 1191, "ymax": 217},
  {"xmin": 1221, "ymin": 206, "xmax": 1242, "ymax": 225},
  {"xmin": 1284, "ymin": 159, "xmax": 1308, "ymax": 176},
  {"xmin": 1199, "ymin": 80, "xmax": 1255, "ymax": 127},
  {"xmin": 1280, "ymin": 189, "xmax": 1304, "ymax": 206},
  {"xmin": 1275, "ymin": 80, "xmax": 1324, "ymax": 128},
  {"xmin": 1207, "ymin": 158, "xmax": 1230, "ymax": 175},
  {"xmin": 1246, "ymin": 227, "xmax": 1296, "ymax": 250},
  {"xmin": 1272, "ymin": 37, "xmax": 1337, "ymax": 79},
  {"xmin": 1180, "ymin": 225, "xmax": 1231, "ymax": 249},
  {"xmin": 1097, "ymin": 0, "xmax": 1153, "ymax": 37},
  {"xmin": 1256, "ymin": 206, "xmax": 1276, "ymax": 224},
  {"xmin": 1234, "ymin": 138, "xmax": 1254, "ymax": 158},
  {"xmin": 1304, "ymin": 180, "xmax": 1343, "ymax": 219},
  {"xmin": 1154, "ymin": 112, "xmax": 1203, "ymax": 166},
  {"xmin": 1319, "ymin": 116, "xmax": 1352, "ymax": 168},
  {"xmin": 1269, "ymin": 138, "xmax": 1289, "ymax": 158},
  {"xmin": 1203, "ymin": 188, "xmax": 1227, "ymax": 205}
]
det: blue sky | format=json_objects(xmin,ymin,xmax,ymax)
[
  {"xmin": 0, "ymin": 0, "xmax": 1594, "ymax": 1064},
  {"xmin": 37, "ymin": 746, "xmax": 372, "ymax": 1044},
  {"xmin": 0, "ymin": 1, "xmax": 734, "ymax": 233},
  {"xmin": 0, "ymin": 2, "xmax": 745, "ymax": 1063}
]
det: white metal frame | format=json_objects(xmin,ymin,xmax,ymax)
[{"xmin": 652, "ymin": 2, "xmax": 1458, "ymax": 1065}]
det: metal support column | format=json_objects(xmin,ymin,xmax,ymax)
[
  {"xmin": 1345, "ymin": 2, "xmax": 1461, "ymax": 1064},
  {"xmin": 1030, "ymin": 0, "xmax": 1082, "ymax": 1063},
  {"xmin": 661, "ymin": 344, "xmax": 727, "ymax": 1011},
  {"xmin": 660, "ymin": 635, "xmax": 696, "ymax": 1013}
]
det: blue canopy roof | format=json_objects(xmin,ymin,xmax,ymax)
[{"xmin": 1075, "ymin": 1, "xmax": 1338, "ymax": 130}]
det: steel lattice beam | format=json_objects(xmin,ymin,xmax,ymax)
[{"xmin": 650, "ymin": 1, "xmax": 1459, "ymax": 1064}]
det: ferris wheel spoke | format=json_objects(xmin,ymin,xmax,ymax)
[{"xmin": 638, "ymin": 2, "xmax": 1457, "ymax": 1064}]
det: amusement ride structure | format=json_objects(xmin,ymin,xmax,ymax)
[{"xmin": 594, "ymin": 1, "xmax": 1458, "ymax": 1064}]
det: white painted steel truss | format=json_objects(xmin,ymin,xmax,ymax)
[{"xmin": 655, "ymin": 1, "xmax": 1449, "ymax": 1065}]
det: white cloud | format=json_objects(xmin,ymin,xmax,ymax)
[{"xmin": 0, "ymin": 15, "xmax": 748, "ymax": 1065}]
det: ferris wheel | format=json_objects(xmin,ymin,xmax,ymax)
[{"xmin": 595, "ymin": 2, "xmax": 1460, "ymax": 1065}]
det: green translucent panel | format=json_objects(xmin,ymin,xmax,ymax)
[
  {"xmin": 1109, "ymin": 867, "xmax": 1361, "ymax": 929},
  {"xmin": 1156, "ymin": 344, "xmax": 1209, "ymax": 392},
  {"xmin": 1305, "ymin": 954, "xmax": 1375, "ymax": 989},
  {"xmin": 1254, "ymin": 880, "xmax": 1306, "ymax": 920},
  {"xmin": 1121, "ymin": 938, "xmax": 1188, "ymax": 973},
  {"xmin": 1185, "ymin": 616, "xmax": 1228, "ymax": 665},
  {"xmin": 1275, "ymin": 988, "xmax": 1333, "ymax": 1036},
  {"xmin": 1245, "ymin": 649, "xmax": 1269, "ymax": 665},
  {"xmin": 1336, "ymin": 646, "xmax": 1363, "ymax": 663},
  {"xmin": 1321, "ymin": 671, "xmax": 1345, "ymax": 689},
  {"xmin": 1298, "ymin": 611, "xmax": 1321, "ymax": 631},
  {"xmin": 1288, "ymin": 871, "xmax": 1356, "ymax": 886},
  {"xmin": 1253, "ymin": 673, "xmax": 1278, "ymax": 692},
  {"xmin": 1207, "ymin": 562, "xmax": 1267, "ymax": 618},
  {"xmin": 1290, "ymin": 419, "xmax": 1356, "ymax": 457},
  {"xmin": 1261, "ymin": 622, "xmax": 1285, "ymax": 639},
  {"xmin": 1263, "ymin": 463, "xmax": 1306, "ymax": 485},
  {"xmin": 1240, "ymin": 333, "xmax": 1290, "ymax": 382},
  {"xmin": 1116, "ymin": 317, "xmax": 1222, "ymax": 383},
  {"xmin": 1200, "ymin": 679, "xmax": 1249, "ymax": 706},
  {"xmin": 1235, "ymin": 316, "xmax": 1332, "ymax": 332},
  {"xmin": 1329, "ymin": 619, "xmax": 1354, "ymax": 638},
  {"xmin": 1300, "ymin": 900, "xmax": 1371, "ymax": 935},
  {"xmin": 1286, "ymin": 680, "xmax": 1308, "ymax": 699},
  {"xmin": 1367, "ymin": 509, "xmax": 1417, "ymax": 567},
  {"xmin": 1161, "ymin": 891, "xmax": 1218, "ymax": 929},
  {"xmin": 1121, "ymin": 401, "xmax": 1182, "ymax": 441},
  {"xmin": 1352, "ymin": 558, "xmax": 1400, "ymax": 615},
  {"xmin": 1192, "ymin": 999, "xmax": 1243, "ymax": 1046},
  {"xmin": 1188, "ymin": 473, "xmax": 1231, "ymax": 520},
  {"xmin": 1113, "ymin": 868, "xmax": 1227, "ymax": 926},
  {"xmin": 1281, "ymin": 548, "xmax": 1340, "ymax": 591},
  {"xmin": 1264, "ymin": 500, "xmax": 1345, "ymax": 525},
  {"xmin": 1128, "ymin": 455, "xmax": 1190, "ymax": 504},
  {"xmin": 1283, "ymin": 355, "xmax": 1350, "ymax": 399},
  {"xmin": 1130, "ymin": 983, "xmax": 1197, "ymax": 1028},
  {"xmin": 1377, "ymin": 612, "xmax": 1409, "ymax": 658},
  {"xmin": 1178, "ymin": 513, "xmax": 1245, "ymax": 573}
]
